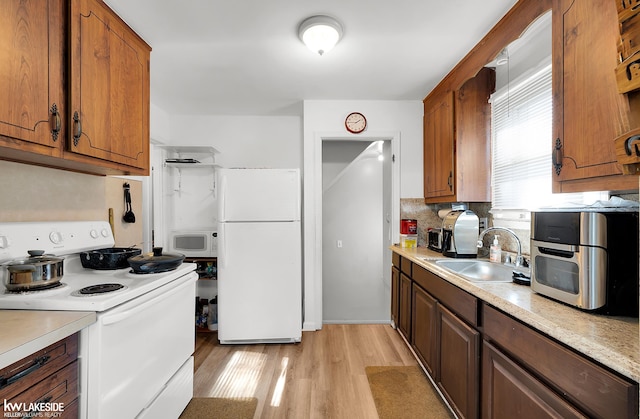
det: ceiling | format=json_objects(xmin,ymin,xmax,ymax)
[{"xmin": 103, "ymin": 0, "xmax": 518, "ymax": 116}]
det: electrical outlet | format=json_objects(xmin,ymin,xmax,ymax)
[
  {"xmin": 336, "ymin": 240, "xmax": 343, "ymax": 248},
  {"xmin": 479, "ymin": 217, "xmax": 488, "ymax": 230}
]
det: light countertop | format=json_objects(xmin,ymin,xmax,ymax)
[
  {"xmin": 392, "ymin": 246, "xmax": 640, "ymax": 383},
  {"xmin": 0, "ymin": 310, "xmax": 96, "ymax": 369}
]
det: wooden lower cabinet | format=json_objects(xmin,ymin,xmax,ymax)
[
  {"xmin": 398, "ymin": 273, "xmax": 412, "ymax": 340},
  {"xmin": 6, "ymin": 361, "xmax": 79, "ymax": 418},
  {"xmin": 483, "ymin": 304, "xmax": 638, "ymax": 419},
  {"xmin": 438, "ymin": 304, "xmax": 479, "ymax": 419},
  {"xmin": 391, "ymin": 251, "xmax": 639, "ymax": 419},
  {"xmin": 391, "ymin": 266, "xmax": 399, "ymax": 328},
  {"xmin": 0, "ymin": 333, "xmax": 79, "ymax": 418},
  {"xmin": 482, "ymin": 340, "xmax": 586, "ymax": 419},
  {"xmin": 411, "ymin": 283, "xmax": 438, "ymax": 377},
  {"xmin": 407, "ymin": 264, "xmax": 480, "ymax": 418}
]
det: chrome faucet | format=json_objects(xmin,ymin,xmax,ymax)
[{"xmin": 477, "ymin": 227, "xmax": 524, "ymax": 267}]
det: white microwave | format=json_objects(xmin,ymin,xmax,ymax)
[{"xmin": 167, "ymin": 230, "xmax": 217, "ymax": 258}]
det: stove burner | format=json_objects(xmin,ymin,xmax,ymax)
[
  {"xmin": 129, "ymin": 267, "xmax": 177, "ymax": 275},
  {"xmin": 78, "ymin": 283, "xmax": 125, "ymax": 295},
  {"xmin": 5, "ymin": 282, "xmax": 66, "ymax": 294}
]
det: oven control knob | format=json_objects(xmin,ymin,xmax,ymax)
[
  {"xmin": 49, "ymin": 231, "xmax": 62, "ymax": 244},
  {"xmin": 101, "ymin": 228, "xmax": 110, "ymax": 238},
  {"xmin": 0, "ymin": 235, "xmax": 9, "ymax": 249},
  {"xmin": 90, "ymin": 229, "xmax": 99, "ymax": 239}
]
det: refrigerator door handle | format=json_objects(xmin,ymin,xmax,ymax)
[
  {"xmin": 218, "ymin": 223, "xmax": 226, "ymax": 269},
  {"xmin": 219, "ymin": 174, "xmax": 227, "ymax": 221}
]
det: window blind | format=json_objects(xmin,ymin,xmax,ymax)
[{"xmin": 490, "ymin": 58, "xmax": 606, "ymax": 213}]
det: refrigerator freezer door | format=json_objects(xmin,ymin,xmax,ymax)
[
  {"xmin": 218, "ymin": 221, "xmax": 302, "ymax": 343},
  {"xmin": 218, "ymin": 169, "xmax": 300, "ymax": 222}
]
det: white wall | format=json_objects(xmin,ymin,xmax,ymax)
[
  {"xmin": 150, "ymin": 102, "xmax": 172, "ymax": 145},
  {"xmin": 303, "ymin": 100, "xmax": 423, "ymax": 330},
  {"xmin": 168, "ymin": 115, "xmax": 302, "ymax": 169}
]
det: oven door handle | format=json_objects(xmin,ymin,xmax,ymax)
[
  {"xmin": 101, "ymin": 275, "xmax": 196, "ymax": 326},
  {"xmin": 531, "ymin": 240, "xmax": 579, "ymax": 253}
]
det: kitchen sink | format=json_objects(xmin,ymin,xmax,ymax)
[{"xmin": 435, "ymin": 259, "xmax": 527, "ymax": 282}]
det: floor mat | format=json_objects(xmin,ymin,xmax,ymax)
[
  {"xmin": 179, "ymin": 397, "xmax": 258, "ymax": 419},
  {"xmin": 365, "ymin": 366, "xmax": 453, "ymax": 419}
]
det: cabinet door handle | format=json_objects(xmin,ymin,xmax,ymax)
[
  {"xmin": 73, "ymin": 111, "xmax": 82, "ymax": 146},
  {"xmin": 552, "ymin": 138, "xmax": 563, "ymax": 175},
  {"xmin": 0, "ymin": 355, "xmax": 50, "ymax": 389},
  {"xmin": 624, "ymin": 135, "xmax": 640, "ymax": 157},
  {"xmin": 447, "ymin": 171, "xmax": 453, "ymax": 191},
  {"xmin": 50, "ymin": 104, "xmax": 61, "ymax": 142}
]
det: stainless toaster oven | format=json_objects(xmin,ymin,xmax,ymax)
[
  {"xmin": 530, "ymin": 210, "xmax": 638, "ymax": 316},
  {"xmin": 427, "ymin": 228, "xmax": 442, "ymax": 252}
]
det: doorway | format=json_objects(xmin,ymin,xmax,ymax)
[{"xmin": 322, "ymin": 139, "xmax": 393, "ymax": 323}]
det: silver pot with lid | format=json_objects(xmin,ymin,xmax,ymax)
[{"xmin": 3, "ymin": 250, "xmax": 64, "ymax": 291}]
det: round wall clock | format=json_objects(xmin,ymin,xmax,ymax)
[{"xmin": 345, "ymin": 112, "xmax": 367, "ymax": 134}]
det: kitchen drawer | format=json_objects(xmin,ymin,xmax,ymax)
[
  {"xmin": 4, "ymin": 360, "xmax": 78, "ymax": 419},
  {"xmin": 392, "ymin": 252, "xmax": 400, "ymax": 268},
  {"xmin": 412, "ymin": 264, "xmax": 477, "ymax": 326},
  {"xmin": 0, "ymin": 333, "xmax": 78, "ymax": 400},
  {"xmin": 483, "ymin": 304, "xmax": 638, "ymax": 419},
  {"xmin": 399, "ymin": 256, "xmax": 412, "ymax": 277}
]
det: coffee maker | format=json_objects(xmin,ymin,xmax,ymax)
[{"xmin": 441, "ymin": 210, "xmax": 479, "ymax": 258}]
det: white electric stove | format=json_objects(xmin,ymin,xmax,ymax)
[
  {"xmin": 0, "ymin": 221, "xmax": 198, "ymax": 419},
  {"xmin": 0, "ymin": 253, "xmax": 197, "ymax": 311}
]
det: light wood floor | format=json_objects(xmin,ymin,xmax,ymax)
[{"xmin": 193, "ymin": 324, "xmax": 418, "ymax": 419}]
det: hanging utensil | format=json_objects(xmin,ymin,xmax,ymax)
[{"xmin": 123, "ymin": 183, "xmax": 136, "ymax": 223}]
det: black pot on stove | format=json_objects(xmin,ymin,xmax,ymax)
[
  {"xmin": 80, "ymin": 247, "xmax": 142, "ymax": 270},
  {"xmin": 127, "ymin": 247, "xmax": 184, "ymax": 274}
]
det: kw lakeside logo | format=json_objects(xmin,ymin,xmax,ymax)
[{"xmin": 3, "ymin": 400, "xmax": 64, "ymax": 418}]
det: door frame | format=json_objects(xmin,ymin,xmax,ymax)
[{"xmin": 304, "ymin": 131, "xmax": 400, "ymax": 330}]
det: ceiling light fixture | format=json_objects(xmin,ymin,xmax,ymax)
[{"xmin": 298, "ymin": 15, "xmax": 343, "ymax": 56}]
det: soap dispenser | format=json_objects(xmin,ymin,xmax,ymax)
[{"xmin": 490, "ymin": 235, "xmax": 502, "ymax": 263}]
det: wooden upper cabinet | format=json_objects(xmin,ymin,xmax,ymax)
[
  {"xmin": 424, "ymin": 91, "xmax": 455, "ymax": 200},
  {"xmin": 552, "ymin": 0, "xmax": 637, "ymax": 192},
  {"xmin": 0, "ymin": 1, "xmax": 65, "ymax": 155},
  {"xmin": 424, "ymin": 68, "xmax": 494, "ymax": 204},
  {"xmin": 69, "ymin": 0, "xmax": 151, "ymax": 173},
  {"xmin": 454, "ymin": 67, "xmax": 493, "ymax": 202},
  {"xmin": 0, "ymin": 0, "xmax": 151, "ymax": 176}
]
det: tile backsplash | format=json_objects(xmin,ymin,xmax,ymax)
[
  {"xmin": 401, "ymin": 193, "xmax": 638, "ymax": 258},
  {"xmin": 399, "ymin": 199, "xmax": 494, "ymax": 252},
  {"xmin": 0, "ymin": 160, "xmax": 143, "ymax": 248}
]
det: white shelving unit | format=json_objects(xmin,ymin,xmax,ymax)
[
  {"xmin": 155, "ymin": 145, "xmax": 221, "ymax": 333},
  {"xmin": 160, "ymin": 146, "xmax": 221, "ymax": 192}
]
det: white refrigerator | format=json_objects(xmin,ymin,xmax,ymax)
[{"xmin": 217, "ymin": 168, "xmax": 302, "ymax": 344}]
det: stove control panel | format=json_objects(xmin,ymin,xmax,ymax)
[{"xmin": 0, "ymin": 221, "xmax": 115, "ymax": 262}]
